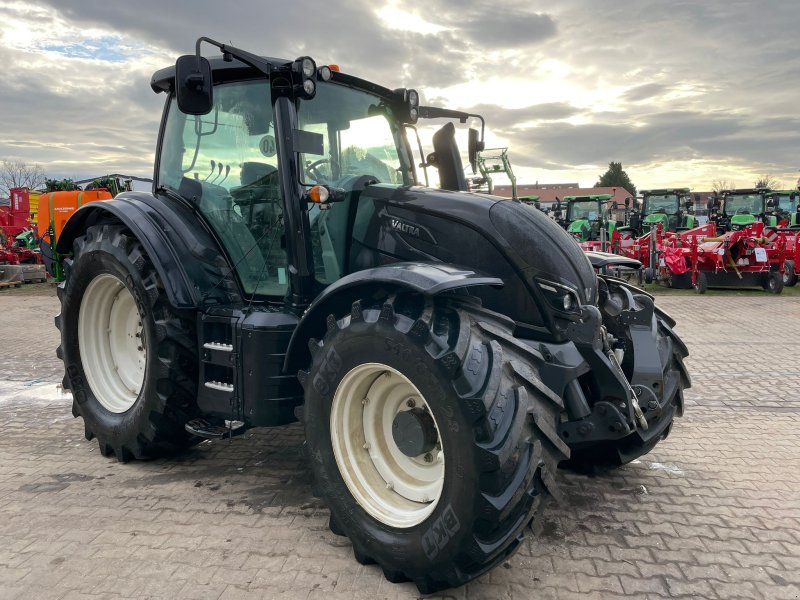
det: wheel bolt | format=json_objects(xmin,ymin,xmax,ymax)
[
  {"xmin": 363, "ymin": 442, "xmax": 370, "ymax": 450},
  {"xmin": 386, "ymin": 481, "xmax": 394, "ymax": 490},
  {"xmin": 406, "ymin": 398, "xmax": 416, "ymax": 408},
  {"xmin": 424, "ymin": 453, "xmax": 433, "ymax": 463},
  {"xmin": 362, "ymin": 397, "xmax": 369, "ymax": 405}
]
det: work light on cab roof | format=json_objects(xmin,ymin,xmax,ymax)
[{"xmin": 293, "ymin": 56, "xmax": 317, "ymax": 98}]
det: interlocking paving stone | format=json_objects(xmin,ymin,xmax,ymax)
[{"xmin": 1, "ymin": 288, "xmax": 798, "ymax": 599}]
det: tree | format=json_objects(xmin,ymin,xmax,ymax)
[
  {"xmin": 711, "ymin": 179, "xmax": 735, "ymax": 193},
  {"xmin": 44, "ymin": 178, "xmax": 79, "ymax": 192},
  {"xmin": 754, "ymin": 174, "xmax": 780, "ymax": 189},
  {"xmin": 595, "ymin": 161, "xmax": 636, "ymax": 197},
  {"xmin": 0, "ymin": 159, "xmax": 46, "ymax": 198}
]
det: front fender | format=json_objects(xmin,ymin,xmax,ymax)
[{"xmin": 283, "ymin": 262, "xmax": 503, "ymax": 373}]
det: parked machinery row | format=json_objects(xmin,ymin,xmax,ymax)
[{"xmin": 550, "ymin": 186, "xmax": 800, "ymax": 294}]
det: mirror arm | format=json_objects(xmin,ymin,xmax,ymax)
[
  {"xmin": 418, "ymin": 107, "xmax": 486, "ymax": 146},
  {"xmin": 195, "ymin": 36, "xmax": 274, "ymax": 78}
]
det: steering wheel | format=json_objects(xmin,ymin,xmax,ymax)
[
  {"xmin": 735, "ymin": 208, "xmax": 751, "ymax": 215},
  {"xmin": 306, "ymin": 158, "xmax": 332, "ymax": 184}
]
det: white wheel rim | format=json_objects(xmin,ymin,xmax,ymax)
[
  {"xmin": 78, "ymin": 273, "xmax": 146, "ymax": 413},
  {"xmin": 330, "ymin": 363, "xmax": 445, "ymax": 528}
]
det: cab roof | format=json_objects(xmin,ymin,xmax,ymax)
[
  {"xmin": 641, "ymin": 188, "xmax": 690, "ymax": 195},
  {"xmin": 563, "ymin": 194, "xmax": 612, "ymax": 201},
  {"xmin": 150, "ymin": 55, "xmax": 398, "ymax": 103}
]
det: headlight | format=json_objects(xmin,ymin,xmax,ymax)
[
  {"xmin": 536, "ymin": 278, "xmax": 582, "ymax": 315},
  {"xmin": 293, "ymin": 56, "xmax": 318, "ymax": 99},
  {"xmin": 301, "ymin": 58, "xmax": 315, "ymax": 78}
]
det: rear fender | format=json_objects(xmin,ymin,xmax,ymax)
[
  {"xmin": 283, "ymin": 262, "xmax": 502, "ymax": 373},
  {"xmin": 57, "ymin": 193, "xmax": 241, "ymax": 309}
]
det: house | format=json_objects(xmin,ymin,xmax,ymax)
[{"xmin": 492, "ymin": 184, "xmax": 635, "ymax": 213}]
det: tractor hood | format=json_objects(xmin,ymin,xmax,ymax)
[
  {"xmin": 349, "ymin": 184, "xmax": 598, "ymax": 339},
  {"xmin": 568, "ymin": 219, "xmax": 590, "ymax": 239},
  {"xmin": 644, "ymin": 213, "xmax": 669, "ymax": 225},
  {"xmin": 731, "ymin": 214, "xmax": 756, "ymax": 227}
]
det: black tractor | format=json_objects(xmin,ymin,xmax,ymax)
[{"xmin": 54, "ymin": 38, "xmax": 690, "ymax": 593}]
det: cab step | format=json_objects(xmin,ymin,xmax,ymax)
[{"xmin": 185, "ymin": 418, "xmax": 246, "ymax": 439}]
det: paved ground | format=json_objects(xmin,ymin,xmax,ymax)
[{"xmin": 0, "ymin": 284, "xmax": 798, "ymax": 600}]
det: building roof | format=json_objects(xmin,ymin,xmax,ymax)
[{"xmin": 493, "ymin": 185, "xmax": 635, "ymax": 205}]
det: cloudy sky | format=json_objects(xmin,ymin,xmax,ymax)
[{"xmin": 1, "ymin": 0, "xmax": 798, "ymax": 192}]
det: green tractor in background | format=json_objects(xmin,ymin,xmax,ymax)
[
  {"xmin": 561, "ymin": 194, "xmax": 618, "ymax": 248},
  {"xmin": 627, "ymin": 188, "xmax": 696, "ymax": 236},
  {"xmin": 713, "ymin": 188, "xmax": 772, "ymax": 232},
  {"xmin": 518, "ymin": 194, "xmax": 541, "ymax": 210},
  {"xmin": 765, "ymin": 189, "xmax": 800, "ymax": 227}
]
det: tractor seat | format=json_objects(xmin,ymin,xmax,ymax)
[{"xmin": 240, "ymin": 161, "xmax": 277, "ymax": 186}]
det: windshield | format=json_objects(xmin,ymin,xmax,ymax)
[
  {"xmin": 297, "ymin": 82, "xmax": 412, "ymax": 284},
  {"xmin": 159, "ymin": 79, "xmax": 288, "ymax": 298},
  {"xmin": 644, "ymin": 194, "xmax": 679, "ymax": 215},
  {"xmin": 777, "ymin": 194, "xmax": 798, "ymax": 213},
  {"xmin": 567, "ymin": 200, "xmax": 600, "ymax": 221},
  {"xmin": 724, "ymin": 194, "xmax": 763, "ymax": 216},
  {"xmin": 297, "ymin": 83, "xmax": 412, "ymax": 188}
]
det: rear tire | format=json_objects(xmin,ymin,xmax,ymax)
[
  {"xmin": 693, "ymin": 272, "xmax": 708, "ymax": 294},
  {"xmin": 300, "ymin": 295, "xmax": 568, "ymax": 593},
  {"xmin": 56, "ymin": 224, "xmax": 199, "ymax": 461},
  {"xmin": 783, "ymin": 260, "xmax": 797, "ymax": 287},
  {"xmin": 643, "ymin": 267, "xmax": 654, "ymax": 284},
  {"xmin": 766, "ymin": 270, "xmax": 784, "ymax": 295}
]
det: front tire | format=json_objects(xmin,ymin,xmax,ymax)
[
  {"xmin": 56, "ymin": 224, "xmax": 199, "ymax": 461},
  {"xmin": 301, "ymin": 295, "xmax": 568, "ymax": 593}
]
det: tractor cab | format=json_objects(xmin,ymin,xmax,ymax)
[
  {"xmin": 563, "ymin": 194, "xmax": 613, "ymax": 242},
  {"xmin": 638, "ymin": 188, "xmax": 695, "ymax": 233},
  {"xmin": 765, "ymin": 190, "xmax": 799, "ymax": 227},
  {"xmin": 154, "ymin": 52, "xmax": 431, "ymax": 299},
  {"xmin": 720, "ymin": 188, "xmax": 771, "ymax": 231}
]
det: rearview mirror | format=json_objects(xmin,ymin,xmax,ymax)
[{"xmin": 176, "ymin": 55, "xmax": 213, "ymax": 115}]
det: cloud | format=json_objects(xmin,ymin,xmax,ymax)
[
  {"xmin": 623, "ymin": 83, "xmax": 667, "ymax": 102},
  {"xmin": 1, "ymin": 0, "xmax": 798, "ymax": 190}
]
